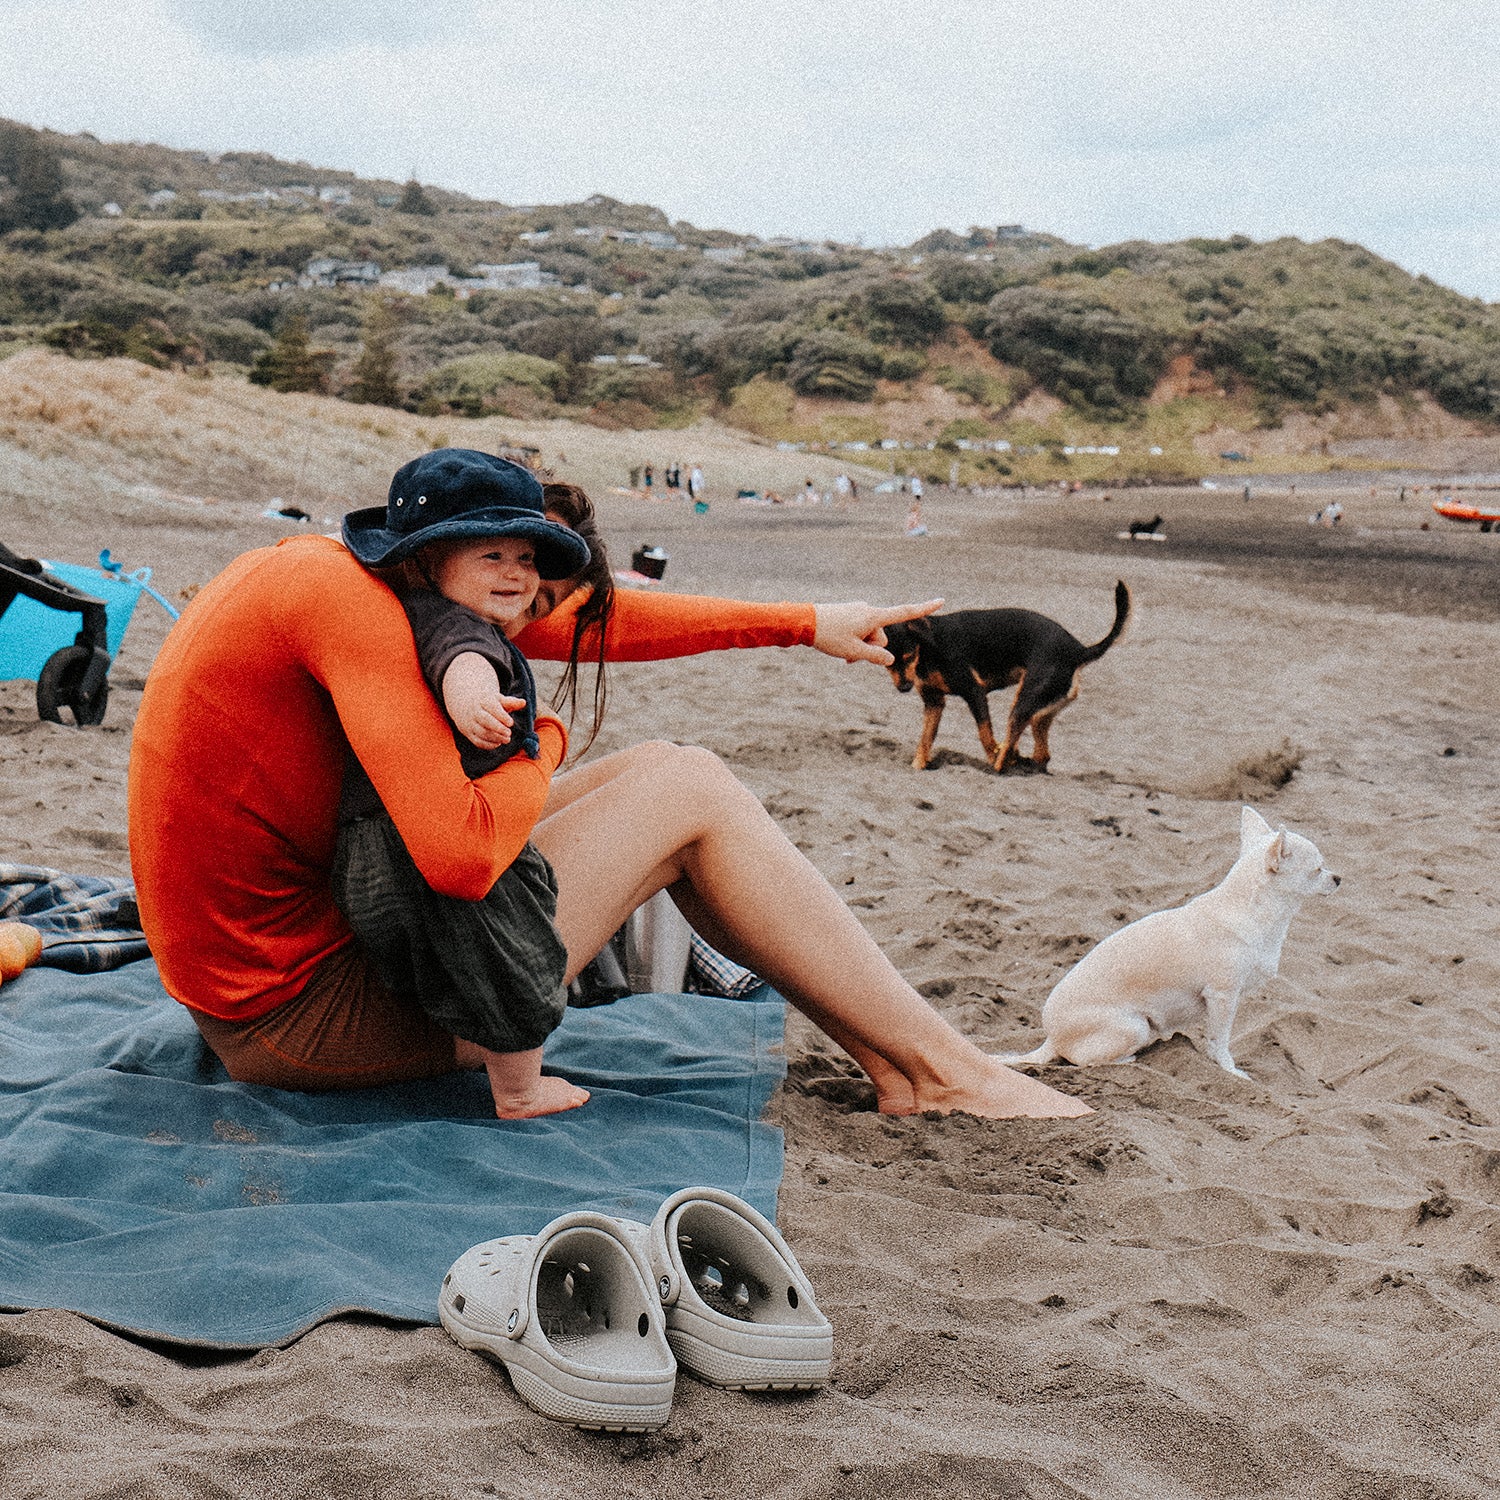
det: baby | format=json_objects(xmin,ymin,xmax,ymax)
[{"xmin": 335, "ymin": 522, "xmax": 588, "ymax": 1120}]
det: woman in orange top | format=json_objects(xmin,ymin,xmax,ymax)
[{"xmin": 128, "ymin": 450, "xmax": 1087, "ymax": 1121}]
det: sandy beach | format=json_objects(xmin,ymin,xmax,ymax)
[{"xmin": 3, "ymin": 356, "xmax": 1499, "ymax": 1498}]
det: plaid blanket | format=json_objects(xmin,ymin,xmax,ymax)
[
  {"xmin": 0, "ymin": 864, "xmax": 149, "ymax": 973},
  {"xmin": 688, "ymin": 932, "xmax": 763, "ymax": 999}
]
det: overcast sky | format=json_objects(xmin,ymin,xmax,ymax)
[{"xmin": 3, "ymin": 0, "xmax": 1498, "ymax": 299}]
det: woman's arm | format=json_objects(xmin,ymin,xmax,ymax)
[
  {"xmin": 514, "ymin": 588, "xmax": 815, "ymax": 663},
  {"xmin": 514, "ymin": 589, "xmax": 943, "ymax": 666}
]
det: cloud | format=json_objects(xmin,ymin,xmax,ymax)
[{"xmin": 163, "ymin": 0, "xmax": 477, "ymax": 56}]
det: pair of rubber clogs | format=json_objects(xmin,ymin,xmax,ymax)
[{"xmin": 439, "ymin": 1186, "xmax": 832, "ymax": 1431}]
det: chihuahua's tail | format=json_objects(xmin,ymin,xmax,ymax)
[
  {"xmin": 1078, "ymin": 580, "xmax": 1131, "ymax": 663},
  {"xmin": 995, "ymin": 1038, "xmax": 1060, "ymax": 1066}
]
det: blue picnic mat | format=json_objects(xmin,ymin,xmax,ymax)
[{"xmin": 0, "ymin": 958, "xmax": 786, "ymax": 1349}]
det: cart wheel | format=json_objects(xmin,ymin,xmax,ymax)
[{"xmin": 37, "ymin": 645, "xmax": 110, "ymax": 726}]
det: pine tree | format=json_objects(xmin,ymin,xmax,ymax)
[
  {"xmin": 248, "ymin": 312, "xmax": 335, "ymax": 393},
  {"xmin": 396, "ymin": 178, "xmax": 435, "ymax": 216},
  {"xmin": 348, "ymin": 298, "xmax": 401, "ymax": 406},
  {"xmin": 0, "ymin": 125, "xmax": 78, "ymax": 233}
]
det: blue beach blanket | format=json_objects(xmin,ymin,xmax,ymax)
[{"xmin": 0, "ymin": 959, "xmax": 786, "ymax": 1348}]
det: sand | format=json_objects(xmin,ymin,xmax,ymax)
[{"xmin": 3, "ymin": 359, "xmax": 1500, "ymax": 1498}]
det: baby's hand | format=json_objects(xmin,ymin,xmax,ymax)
[
  {"xmin": 442, "ymin": 653, "xmax": 525, "ymax": 752},
  {"xmin": 452, "ymin": 691, "xmax": 526, "ymax": 751}
]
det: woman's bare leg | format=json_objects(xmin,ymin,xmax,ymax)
[
  {"xmin": 531, "ymin": 742, "xmax": 1089, "ymax": 1120},
  {"xmin": 665, "ymin": 880, "xmax": 918, "ymax": 1107}
]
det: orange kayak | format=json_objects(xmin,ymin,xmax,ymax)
[{"xmin": 1433, "ymin": 499, "xmax": 1500, "ymax": 527}]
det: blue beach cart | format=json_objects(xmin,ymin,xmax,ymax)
[{"xmin": 0, "ymin": 544, "xmax": 178, "ymax": 726}]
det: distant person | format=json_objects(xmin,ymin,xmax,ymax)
[
  {"xmin": 666, "ymin": 462, "xmax": 680, "ymax": 491},
  {"xmin": 904, "ymin": 497, "xmax": 928, "ymax": 538},
  {"xmin": 801, "ymin": 478, "xmax": 820, "ymax": 506},
  {"xmin": 629, "ymin": 466, "xmax": 642, "ymax": 490},
  {"xmin": 834, "ymin": 473, "xmax": 852, "ymax": 508},
  {"xmin": 688, "ymin": 464, "xmax": 705, "ymax": 503},
  {"xmin": 642, "ymin": 463, "xmax": 654, "ymax": 491},
  {"xmin": 849, "ymin": 475, "xmax": 859, "ymax": 503},
  {"xmin": 910, "ymin": 473, "xmax": 924, "ymax": 506}
]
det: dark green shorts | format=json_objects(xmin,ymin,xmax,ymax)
[{"xmin": 332, "ymin": 817, "xmax": 569, "ymax": 1055}]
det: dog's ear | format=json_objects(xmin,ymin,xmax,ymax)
[
  {"xmin": 909, "ymin": 617, "xmax": 934, "ymax": 641},
  {"xmin": 1240, "ymin": 806, "xmax": 1272, "ymax": 845},
  {"xmin": 1263, "ymin": 831, "xmax": 1286, "ymax": 873}
]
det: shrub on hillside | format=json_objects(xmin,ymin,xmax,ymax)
[
  {"xmin": 415, "ymin": 351, "xmax": 565, "ymax": 415},
  {"xmin": 881, "ymin": 349, "xmax": 927, "ymax": 381},
  {"xmin": 927, "ymin": 258, "xmax": 1003, "ymax": 305},
  {"xmin": 504, "ymin": 313, "xmax": 619, "ymax": 364},
  {"xmin": 0, "ymin": 124, "xmax": 78, "ymax": 233},
  {"xmin": 862, "ymin": 278, "xmax": 947, "ymax": 347},
  {"xmin": 200, "ymin": 318, "xmax": 271, "ymax": 365},
  {"xmin": 43, "ymin": 315, "xmax": 204, "ymax": 369},
  {"xmin": 786, "ymin": 329, "xmax": 886, "ymax": 399},
  {"xmin": 984, "ymin": 286, "xmax": 1170, "ymax": 410}
]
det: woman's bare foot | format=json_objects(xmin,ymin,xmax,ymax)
[
  {"xmin": 892, "ymin": 1058, "xmax": 1092, "ymax": 1120},
  {"xmin": 489, "ymin": 1072, "xmax": 591, "ymax": 1119}
]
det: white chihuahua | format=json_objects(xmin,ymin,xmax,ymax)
[{"xmin": 1000, "ymin": 807, "xmax": 1339, "ymax": 1078}]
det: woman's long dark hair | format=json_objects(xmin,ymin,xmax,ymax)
[{"xmin": 541, "ymin": 481, "xmax": 615, "ymax": 756}]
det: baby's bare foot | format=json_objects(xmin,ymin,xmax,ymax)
[{"xmin": 491, "ymin": 1075, "xmax": 591, "ymax": 1119}]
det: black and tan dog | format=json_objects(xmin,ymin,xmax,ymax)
[{"xmin": 883, "ymin": 581, "xmax": 1130, "ymax": 773}]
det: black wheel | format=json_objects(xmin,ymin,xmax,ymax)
[{"xmin": 37, "ymin": 644, "xmax": 109, "ymax": 726}]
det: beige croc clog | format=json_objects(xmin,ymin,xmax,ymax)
[
  {"xmin": 620, "ymin": 1187, "xmax": 833, "ymax": 1391},
  {"xmin": 439, "ymin": 1210, "xmax": 676, "ymax": 1430}
]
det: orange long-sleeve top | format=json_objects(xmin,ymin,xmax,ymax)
[{"xmin": 127, "ymin": 535, "xmax": 816, "ymax": 1020}]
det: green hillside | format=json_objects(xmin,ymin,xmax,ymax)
[{"xmin": 3, "ymin": 118, "xmax": 1498, "ymax": 481}]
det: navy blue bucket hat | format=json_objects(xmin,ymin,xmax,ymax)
[{"xmin": 343, "ymin": 448, "xmax": 591, "ymax": 579}]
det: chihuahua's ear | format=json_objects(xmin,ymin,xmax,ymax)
[
  {"xmin": 1240, "ymin": 806, "xmax": 1272, "ymax": 844},
  {"xmin": 1263, "ymin": 831, "xmax": 1286, "ymax": 873},
  {"xmin": 909, "ymin": 617, "xmax": 934, "ymax": 640}
]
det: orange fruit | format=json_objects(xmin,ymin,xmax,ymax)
[{"xmin": 0, "ymin": 922, "xmax": 43, "ymax": 982}]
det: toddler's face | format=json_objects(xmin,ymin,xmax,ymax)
[{"xmin": 429, "ymin": 536, "xmax": 540, "ymax": 630}]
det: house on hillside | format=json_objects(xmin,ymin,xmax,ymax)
[
  {"xmin": 145, "ymin": 189, "xmax": 177, "ymax": 209},
  {"xmin": 574, "ymin": 226, "xmax": 682, "ymax": 250},
  {"xmin": 301, "ymin": 257, "xmax": 381, "ymax": 287},
  {"xmin": 703, "ymin": 246, "xmax": 746, "ymax": 262},
  {"xmin": 318, "ymin": 186, "xmax": 352, "ymax": 205},
  {"xmin": 373, "ymin": 262, "xmax": 558, "ymax": 297},
  {"xmin": 468, "ymin": 261, "xmax": 555, "ymax": 290},
  {"xmin": 378, "ymin": 264, "xmax": 452, "ymax": 295},
  {"xmin": 767, "ymin": 237, "xmax": 833, "ymax": 256}
]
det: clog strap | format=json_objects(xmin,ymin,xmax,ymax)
[
  {"xmin": 649, "ymin": 1186, "xmax": 820, "ymax": 1309},
  {"xmin": 520, "ymin": 1210, "xmax": 663, "ymax": 1330}
]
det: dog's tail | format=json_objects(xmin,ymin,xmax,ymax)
[
  {"xmin": 994, "ymin": 1038, "xmax": 1060, "ymax": 1066},
  {"xmin": 1078, "ymin": 579, "xmax": 1131, "ymax": 664}
]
